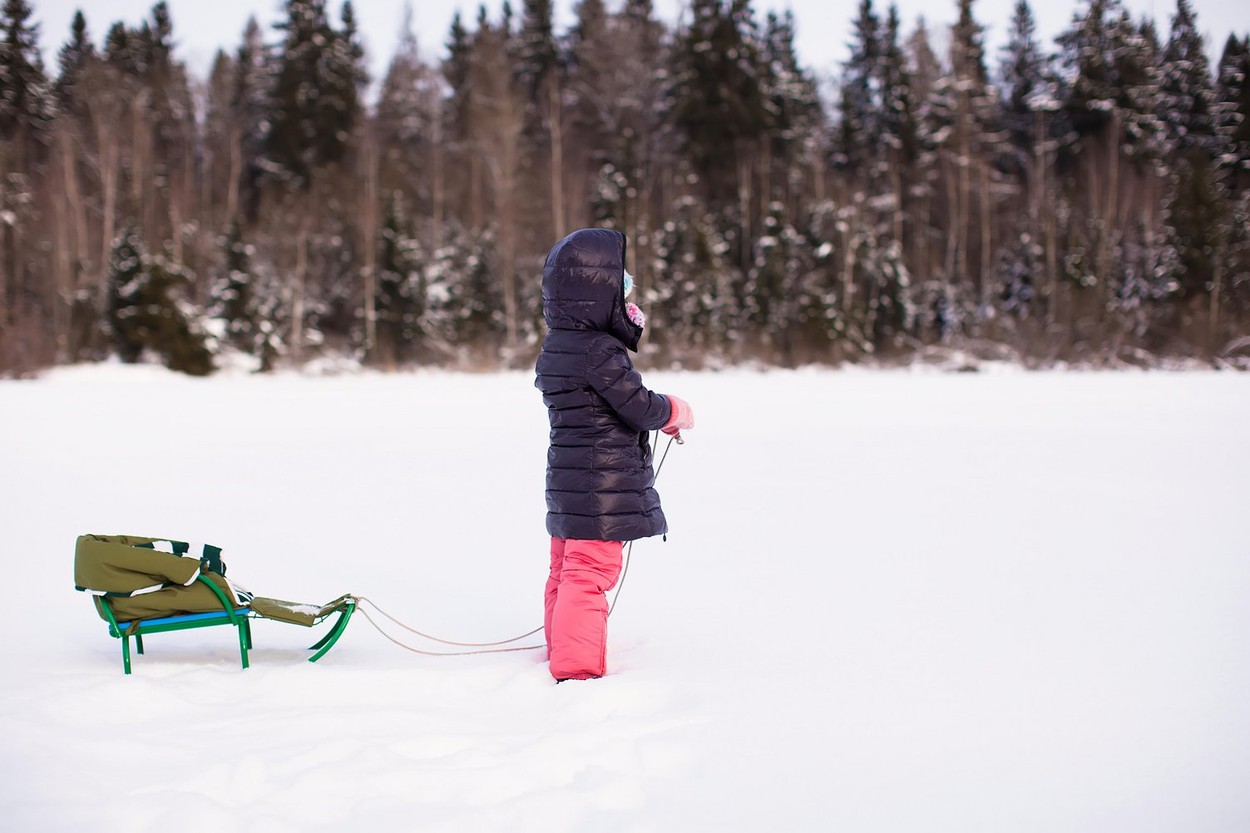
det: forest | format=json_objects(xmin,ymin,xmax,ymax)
[{"xmin": 0, "ymin": 0, "xmax": 1247, "ymax": 375}]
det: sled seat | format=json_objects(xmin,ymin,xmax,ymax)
[{"xmin": 95, "ymin": 575, "xmax": 254, "ymax": 674}]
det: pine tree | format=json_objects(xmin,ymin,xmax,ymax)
[
  {"xmin": 1111, "ymin": 13, "xmax": 1162, "ymax": 164},
  {"xmin": 376, "ymin": 2, "xmax": 440, "ymax": 208},
  {"xmin": 0, "ymin": 0, "xmax": 51, "ymax": 148},
  {"xmin": 1159, "ymin": 0, "xmax": 1222, "ymax": 303},
  {"xmin": 587, "ymin": 0, "xmax": 668, "ymax": 290},
  {"xmin": 999, "ymin": 0, "xmax": 1047, "ymax": 154},
  {"xmin": 950, "ymin": 0, "xmax": 988, "ymax": 86},
  {"xmin": 878, "ymin": 4, "xmax": 918, "ymax": 245},
  {"xmin": 444, "ymin": 11, "xmax": 471, "ymax": 103},
  {"xmin": 0, "ymin": 0, "xmax": 52, "ymax": 337},
  {"xmin": 927, "ymin": 0, "xmax": 1000, "ymax": 309},
  {"xmin": 229, "ymin": 18, "xmax": 268, "ymax": 221},
  {"xmin": 650, "ymin": 197, "xmax": 738, "ymax": 360},
  {"xmin": 1213, "ymin": 36, "xmax": 1250, "ymax": 342},
  {"xmin": 210, "ymin": 220, "xmax": 282, "ymax": 370},
  {"xmin": 374, "ymin": 193, "xmax": 426, "ymax": 366},
  {"xmin": 465, "ymin": 8, "xmax": 527, "ymax": 350},
  {"xmin": 761, "ymin": 10, "xmax": 824, "ymax": 187},
  {"xmin": 668, "ymin": 0, "xmax": 770, "ymax": 206},
  {"xmin": 441, "ymin": 11, "xmax": 477, "ymax": 230},
  {"xmin": 53, "ymin": 10, "xmax": 94, "ymax": 113},
  {"xmin": 424, "ymin": 221, "xmax": 502, "ymax": 356},
  {"xmin": 1214, "ymin": 34, "xmax": 1250, "ymax": 193},
  {"xmin": 518, "ymin": 0, "xmax": 565, "ymax": 238},
  {"xmin": 835, "ymin": 0, "xmax": 880, "ymax": 174},
  {"xmin": 103, "ymin": 21, "xmax": 140, "ymax": 75},
  {"xmin": 266, "ymin": 0, "xmax": 360, "ymax": 188},
  {"xmin": 1158, "ymin": 0, "xmax": 1215, "ymax": 156},
  {"xmin": 264, "ymin": 0, "xmax": 366, "ymax": 362},
  {"xmin": 107, "ymin": 227, "xmax": 214, "ymax": 375},
  {"xmin": 518, "ymin": 0, "xmax": 557, "ymax": 102},
  {"xmin": 1056, "ymin": 0, "xmax": 1122, "ymax": 142},
  {"xmin": 565, "ymin": 0, "xmax": 611, "ymax": 144}
]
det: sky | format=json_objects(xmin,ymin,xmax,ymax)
[{"xmin": 31, "ymin": 0, "xmax": 1246, "ymax": 92}]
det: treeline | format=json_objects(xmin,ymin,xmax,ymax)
[{"xmin": 0, "ymin": 0, "xmax": 1248, "ymax": 375}]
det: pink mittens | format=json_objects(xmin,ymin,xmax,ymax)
[{"xmin": 662, "ymin": 395, "xmax": 694, "ymax": 437}]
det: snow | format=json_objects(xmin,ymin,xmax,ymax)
[{"xmin": 2, "ymin": 363, "xmax": 1248, "ymax": 832}]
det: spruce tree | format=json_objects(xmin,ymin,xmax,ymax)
[
  {"xmin": 266, "ymin": 0, "xmax": 360, "ymax": 188},
  {"xmin": 1214, "ymin": 35, "xmax": 1250, "ymax": 338},
  {"xmin": 1159, "ymin": 0, "xmax": 1222, "ymax": 302},
  {"xmin": 762, "ymin": 10, "xmax": 823, "ymax": 178},
  {"xmin": 54, "ymin": 10, "xmax": 94, "ymax": 113},
  {"xmin": 1056, "ymin": 0, "xmax": 1122, "ymax": 141},
  {"xmin": 1111, "ymin": 13, "xmax": 1162, "ymax": 164},
  {"xmin": 878, "ymin": 6, "xmax": 918, "ymax": 192},
  {"xmin": 566, "ymin": 0, "xmax": 611, "ymax": 141},
  {"xmin": 442, "ymin": 14, "xmax": 472, "ymax": 164},
  {"xmin": 668, "ymin": 0, "xmax": 770, "ymax": 206},
  {"xmin": 999, "ymin": 0, "xmax": 1047, "ymax": 154},
  {"xmin": 1158, "ymin": 0, "xmax": 1215, "ymax": 156},
  {"xmin": 213, "ymin": 222, "xmax": 284, "ymax": 370},
  {"xmin": 216, "ymin": 221, "xmax": 255, "ymax": 352},
  {"xmin": 518, "ymin": 0, "xmax": 557, "ymax": 103},
  {"xmin": 108, "ymin": 227, "xmax": 214, "ymax": 375},
  {"xmin": 210, "ymin": 220, "xmax": 280, "ymax": 370},
  {"xmin": 1214, "ymin": 35, "xmax": 1250, "ymax": 193},
  {"xmin": 230, "ymin": 18, "xmax": 268, "ymax": 221},
  {"xmin": 374, "ymin": 193, "xmax": 427, "ymax": 365},
  {"xmin": 376, "ymin": 0, "xmax": 440, "ymax": 216},
  {"xmin": 836, "ymin": 0, "xmax": 881, "ymax": 173},
  {"xmin": 0, "ymin": 0, "xmax": 51, "ymax": 148},
  {"xmin": 519, "ymin": 0, "xmax": 564, "ymax": 238},
  {"xmin": 0, "ymin": 0, "xmax": 51, "ymax": 336}
]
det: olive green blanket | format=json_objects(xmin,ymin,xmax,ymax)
[{"xmin": 75, "ymin": 534, "xmax": 351, "ymax": 626}]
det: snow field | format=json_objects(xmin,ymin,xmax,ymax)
[{"xmin": 1, "ymin": 365, "xmax": 1247, "ymax": 831}]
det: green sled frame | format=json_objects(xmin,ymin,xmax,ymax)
[{"xmin": 93, "ymin": 576, "xmax": 356, "ymax": 674}]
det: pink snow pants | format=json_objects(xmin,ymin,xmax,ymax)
[{"xmin": 544, "ymin": 537, "xmax": 623, "ymax": 681}]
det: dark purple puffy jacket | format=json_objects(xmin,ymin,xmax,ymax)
[{"xmin": 535, "ymin": 229, "xmax": 672, "ymax": 541}]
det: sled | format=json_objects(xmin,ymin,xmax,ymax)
[{"xmin": 75, "ymin": 534, "xmax": 356, "ymax": 675}]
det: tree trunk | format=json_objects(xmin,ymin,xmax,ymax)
[
  {"xmin": 957, "ymin": 144, "xmax": 970, "ymax": 285},
  {"xmin": 226, "ymin": 125, "xmax": 242, "ymax": 222},
  {"xmin": 291, "ymin": 212, "xmax": 308, "ymax": 363},
  {"xmin": 1101, "ymin": 112, "xmax": 1120, "ymax": 316},
  {"xmin": 1210, "ymin": 240, "xmax": 1224, "ymax": 356},
  {"xmin": 944, "ymin": 160, "xmax": 959, "ymax": 284},
  {"xmin": 469, "ymin": 151, "xmax": 483, "ymax": 230},
  {"xmin": 361, "ymin": 135, "xmax": 380, "ymax": 357},
  {"xmin": 979, "ymin": 160, "xmax": 992, "ymax": 311},
  {"xmin": 430, "ymin": 91, "xmax": 445, "ymax": 252},
  {"xmin": 97, "ymin": 121, "xmax": 120, "ymax": 316},
  {"xmin": 548, "ymin": 75, "xmax": 565, "ymax": 240},
  {"xmin": 1034, "ymin": 110, "xmax": 1055, "ymax": 329},
  {"xmin": 0, "ymin": 152, "xmax": 8, "ymax": 333},
  {"xmin": 737, "ymin": 141, "xmax": 753, "ymax": 274}
]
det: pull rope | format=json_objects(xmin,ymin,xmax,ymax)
[
  {"xmin": 353, "ymin": 596, "xmax": 545, "ymax": 656},
  {"xmin": 353, "ymin": 432, "xmax": 679, "ymax": 657}
]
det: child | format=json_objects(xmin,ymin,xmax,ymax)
[{"xmin": 534, "ymin": 228, "xmax": 694, "ymax": 682}]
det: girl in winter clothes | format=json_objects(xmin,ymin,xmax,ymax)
[{"xmin": 534, "ymin": 228, "xmax": 694, "ymax": 682}]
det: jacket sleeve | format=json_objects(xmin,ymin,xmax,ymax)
[{"xmin": 586, "ymin": 340, "xmax": 672, "ymax": 431}]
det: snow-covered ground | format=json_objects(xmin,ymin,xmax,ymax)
[{"xmin": 2, "ymin": 363, "xmax": 1247, "ymax": 832}]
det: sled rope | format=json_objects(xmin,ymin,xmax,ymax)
[
  {"xmin": 354, "ymin": 597, "xmax": 545, "ymax": 656},
  {"xmin": 353, "ymin": 433, "xmax": 678, "ymax": 656}
]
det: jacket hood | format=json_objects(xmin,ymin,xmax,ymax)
[{"xmin": 542, "ymin": 228, "xmax": 642, "ymax": 352}]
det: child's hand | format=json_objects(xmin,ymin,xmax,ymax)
[{"xmin": 661, "ymin": 395, "xmax": 694, "ymax": 436}]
